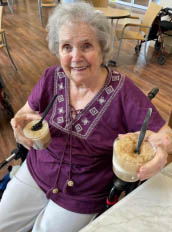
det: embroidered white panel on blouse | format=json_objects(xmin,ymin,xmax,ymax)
[{"xmin": 50, "ymin": 67, "xmax": 125, "ymax": 139}]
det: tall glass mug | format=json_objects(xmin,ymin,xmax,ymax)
[
  {"xmin": 23, "ymin": 119, "xmax": 51, "ymax": 150},
  {"xmin": 113, "ymin": 133, "xmax": 156, "ymax": 182}
]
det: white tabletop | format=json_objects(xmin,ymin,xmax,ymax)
[{"xmin": 79, "ymin": 162, "xmax": 172, "ymax": 232}]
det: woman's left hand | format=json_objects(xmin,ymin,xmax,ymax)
[
  {"xmin": 118, "ymin": 125, "xmax": 172, "ymax": 181},
  {"xmin": 138, "ymin": 144, "xmax": 168, "ymax": 181},
  {"xmin": 138, "ymin": 124, "xmax": 172, "ymax": 181}
]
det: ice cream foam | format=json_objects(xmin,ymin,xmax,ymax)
[
  {"xmin": 23, "ymin": 119, "xmax": 51, "ymax": 150},
  {"xmin": 113, "ymin": 155, "xmax": 140, "ymax": 182}
]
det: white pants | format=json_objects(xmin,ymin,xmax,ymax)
[{"xmin": 0, "ymin": 162, "xmax": 96, "ymax": 232}]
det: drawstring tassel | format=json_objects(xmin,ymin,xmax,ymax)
[
  {"xmin": 63, "ymin": 179, "xmax": 74, "ymax": 194},
  {"xmin": 67, "ymin": 179, "xmax": 74, "ymax": 187}
]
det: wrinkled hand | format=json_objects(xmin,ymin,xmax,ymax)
[
  {"xmin": 118, "ymin": 131, "xmax": 168, "ymax": 181},
  {"xmin": 138, "ymin": 132, "xmax": 170, "ymax": 181},
  {"xmin": 138, "ymin": 145, "xmax": 168, "ymax": 181},
  {"xmin": 10, "ymin": 113, "xmax": 41, "ymax": 150}
]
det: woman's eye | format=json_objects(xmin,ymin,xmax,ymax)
[
  {"xmin": 83, "ymin": 43, "xmax": 92, "ymax": 50},
  {"xmin": 63, "ymin": 45, "xmax": 71, "ymax": 52}
]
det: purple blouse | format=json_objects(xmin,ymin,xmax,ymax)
[{"xmin": 27, "ymin": 65, "xmax": 165, "ymax": 214}]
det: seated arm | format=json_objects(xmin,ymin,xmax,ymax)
[
  {"xmin": 117, "ymin": 23, "xmax": 151, "ymax": 40},
  {"xmin": 123, "ymin": 23, "xmax": 150, "ymax": 29},
  {"xmin": 115, "ymin": 14, "xmax": 141, "ymax": 28}
]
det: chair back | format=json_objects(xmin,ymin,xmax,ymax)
[
  {"xmin": 91, "ymin": 0, "xmax": 108, "ymax": 7},
  {"xmin": 0, "ymin": 6, "xmax": 3, "ymax": 44},
  {"xmin": 168, "ymin": 111, "xmax": 172, "ymax": 129},
  {"xmin": 141, "ymin": 2, "xmax": 162, "ymax": 35},
  {"xmin": 0, "ymin": 6, "xmax": 3, "ymax": 30},
  {"xmin": 41, "ymin": 0, "xmax": 56, "ymax": 3}
]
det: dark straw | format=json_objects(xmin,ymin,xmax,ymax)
[
  {"xmin": 135, "ymin": 108, "xmax": 152, "ymax": 154},
  {"xmin": 31, "ymin": 94, "xmax": 57, "ymax": 131}
]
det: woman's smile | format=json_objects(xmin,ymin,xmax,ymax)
[{"xmin": 70, "ymin": 65, "xmax": 90, "ymax": 71}]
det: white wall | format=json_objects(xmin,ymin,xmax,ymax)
[{"xmin": 160, "ymin": 0, "xmax": 172, "ymax": 8}]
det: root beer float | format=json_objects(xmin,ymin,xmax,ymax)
[
  {"xmin": 113, "ymin": 133, "xmax": 156, "ymax": 182},
  {"xmin": 23, "ymin": 119, "xmax": 51, "ymax": 150},
  {"xmin": 23, "ymin": 94, "xmax": 57, "ymax": 150}
]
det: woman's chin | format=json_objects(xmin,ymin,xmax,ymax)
[
  {"xmin": 70, "ymin": 70, "xmax": 90, "ymax": 81},
  {"xmin": 70, "ymin": 75, "xmax": 88, "ymax": 84}
]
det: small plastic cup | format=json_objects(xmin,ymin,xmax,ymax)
[
  {"xmin": 112, "ymin": 134, "xmax": 156, "ymax": 182},
  {"xmin": 23, "ymin": 119, "xmax": 51, "ymax": 150}
]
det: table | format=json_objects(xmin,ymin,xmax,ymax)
[
  {"xmin": 95, "ymin": 7, "xmax": 130, "ymax": 23},
  {"xmin": 79, "ymin": 162, "xmax": 172, "ymax": 232},
  {"xmin": 0, "ymin": 0, "xmax": 13, "ymax": 14},
  {"xmin": 0, "ymin": 0, "xmax": 8, "ymax": 6}
]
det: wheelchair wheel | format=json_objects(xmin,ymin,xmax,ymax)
[
  {"xmin": 154, "ymin": 40, "xmax": 161, "ymax": 52},
  {"xmin": 0, "ymin": 190, "xmax": 4, "ymax": 200},
  {"xmin": 157, "ymin": 55, "xmax": 166, "ymax": 65},
  {"xmin": 1, "ymin": 98, "xmax": 14, "ymax": 118},
  {"xmin": 135, "ymin": 44, "xmax": 141, "ymax": 55}
]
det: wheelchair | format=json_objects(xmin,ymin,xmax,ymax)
[
  {"xmin": 136, "ymin": 7, "xmax": 172, "ymax": 65},
  {"xmin": 0, "ymin": 73, "xmax": 14, "ymax": 119},
  {"xmin": 153, "ymin": 7, "xmax": 172, "ymax": 65},
  {"xmin": 0, "ymin": 144, "xmax": 28, "ymax": 199}
]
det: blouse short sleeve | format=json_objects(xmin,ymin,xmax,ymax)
[
  {"xmin": 120, "ymin": 77, "xmax": 165, "ymax": 133},
  {"xmin": 28, "ymin": 66, "xmax": 57, "ymax": 113}
]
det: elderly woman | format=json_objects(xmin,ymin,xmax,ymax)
[{"xmin": 0, "ymin": 2, "xmax": 171, "ymax": 232}]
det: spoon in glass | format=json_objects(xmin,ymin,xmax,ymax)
[
  {"xmin": 31, "ymin": 94, "xmax": 57, "ymax": 131},
  {"xmin": 135, "ymin": 108, "xmax": 152, "ymax": 154}
]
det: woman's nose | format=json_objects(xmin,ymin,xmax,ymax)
[{"xmin": 71, "ymin": 48, "xmax": 82, "ymax": 61}]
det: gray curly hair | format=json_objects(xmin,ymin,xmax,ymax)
[{"xmin": 46, "ymin": 1, "xmax": 114, "ymax": 65}]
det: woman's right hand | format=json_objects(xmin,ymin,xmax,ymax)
[{"xmin": 10, "ymin": 105, "xmax": 41, "ymax": 150}]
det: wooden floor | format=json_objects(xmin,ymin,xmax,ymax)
[{"xmin": 0, "ymin": 0, "xmax": 171, "ymax": 177}]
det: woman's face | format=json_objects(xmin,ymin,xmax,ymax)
[{"xmin": 58, "ymin": 22, "xmax": 103, "ymax": 85}]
